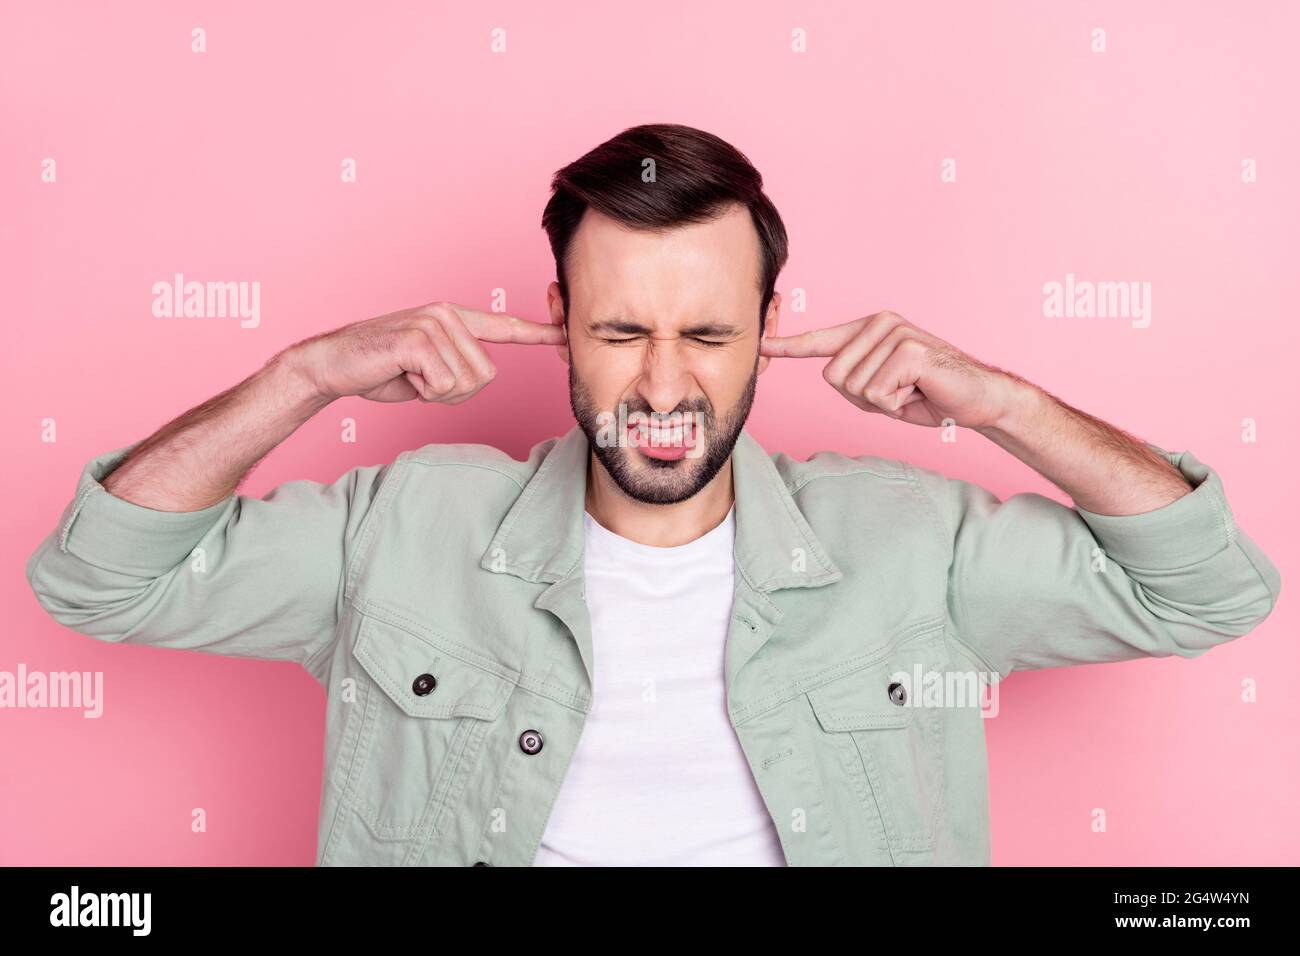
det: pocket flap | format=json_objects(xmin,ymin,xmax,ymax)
[
  {"xmin": 352, "ymin": 613, "xmax": 517, "ymax": 720},
  {"xmin": 807, "ymin": 629, "xmax": 947, "ymax": 732}
]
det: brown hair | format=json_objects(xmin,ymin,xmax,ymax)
[{"xmin": 541, "ymin": 123, "xmax": 788, "ymax": 336}]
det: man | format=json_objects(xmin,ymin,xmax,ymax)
[{"xmin": 26, "ymin": 123, "xmax": 1281, "ymax": 866}]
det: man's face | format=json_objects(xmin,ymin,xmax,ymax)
[{"xmin": 549, "ymin": 202, "xmax": 778, "ymax": 505}]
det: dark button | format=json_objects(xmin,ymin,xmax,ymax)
[
  {"xmin": 412, "ymin": 673, "xmax": 437, "ymax": 696},
  {"xmin": 473, "ymin": 861, "xmax": 492, "ymax": 867},
  {"xmin": 518, "ymin": 729, "xmax": 544, "ymax": 755},
  {"xmin": 887, "ymin": 681, "xmax": 907, "ymax": 706}
]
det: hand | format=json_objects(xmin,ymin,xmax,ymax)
[
  {"xmin": 759, "ymin": 311, "xmax": 1021, "ymax": 428},
  {"xmin": 287, "ymin": 301, "xmax": 566, "ymax": 405}
]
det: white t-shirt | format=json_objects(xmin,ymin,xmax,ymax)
[{"xmin": 532, "ymin": 503, "xmax": 787, "ymax": 866}]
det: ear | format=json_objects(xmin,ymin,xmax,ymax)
[
  {"xmin": 546, "ymin": 281, "xmax": 570, "ymax": 365},
  {"xmin": 757, "ymin": 291, "xmax": 780, "ymax": 375}
]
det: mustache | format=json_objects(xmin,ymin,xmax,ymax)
[{"xmin": 615, "ymin": 401, "xmax": 714, "ymax": 420}]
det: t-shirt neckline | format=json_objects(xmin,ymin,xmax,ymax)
[{"xmin": 583, "ymin": 503, "xmax": 736, "ymax": 559}]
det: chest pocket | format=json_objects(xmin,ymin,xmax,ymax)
[
  {"xmin": 806, "ymin": 627, "xmax": 949, "ymax": 856},
  {"xmin": 340, "ymin": 611, "xmax": 518, "ymax": 843}
]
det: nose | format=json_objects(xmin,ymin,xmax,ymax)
[{"xmin": 635, "ymin": 337, "xmax": 695, "ymax": 414}]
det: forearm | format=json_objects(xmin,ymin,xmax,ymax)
[
  {"xmin": 975, "ymin": 380, "xmax": 1192, "ymax": 515},
  {"xmin": 103, "ymin": 349, "xmax": 332, "ymax": 511}
]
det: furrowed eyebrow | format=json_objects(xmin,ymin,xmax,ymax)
[
  {"xmin": 588, "ymin": 319, "xmax": 654, "ymax": 335},
  {"xmin": 679, "ymin": 322, "xmax": 743, "ymax": 338},
  {"xmin": 587, "ymin": 318, "xmax": 744, "ymax": 338}
]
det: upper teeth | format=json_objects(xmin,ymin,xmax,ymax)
[{"xmin": 635, "ymin": 423, "xmax": 688, "ymax": 443}]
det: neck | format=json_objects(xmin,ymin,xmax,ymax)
[{"xmin": 584, "ymin": 453, "xmax": 734, "ymax": 547}]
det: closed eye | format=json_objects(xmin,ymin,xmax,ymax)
[{"xmin": 601, "ymin": 336, "xmax": 730, "ymax": 347}]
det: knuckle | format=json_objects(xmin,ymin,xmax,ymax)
[
  {"xmin": 435, "ymin": 308, "xmax": 466, "ymax": 332},
  {"xmin": 421, "ymin": 303, "xmax": 459, "ymax": 329},
  {"xmin": 407, "ymin": 322, "xmax": 436, "ymax": 344}
]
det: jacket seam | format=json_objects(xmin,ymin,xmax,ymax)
[
  {"xmin": 341, "ymin": 457, "xmax": 407, "ymax": 604},
  {"xmin": 1232, "ymin": 539, "xmax": 1281, "ymax": 618},
  {"xmin": 732, "ymin": 618, "xmax": 944, "ymax": 725},
  {"xmin": 350, "ymin": 597, "xmax": 522, "ymax": 683},
  {"xmin": 401, "ymin": 457, "xmax": 528, "ymax": 490},
  {"xmin": 1208, "ymin": 475, "xmax": 1234, "ymax": 548},
  {"xmin": 313, "ymin": 456, "xmax": 407, "ymax": 678},
  {"xmin": 786, "ymin": 465, "xmax": 909, "ymax": 496},
  {"xmin": 902, "ymin": 462, "xmax": 1004, "ymax": 679},
  {"xmin": 59, "ymin": 481, "xmax": 100, "ymax": 552}
]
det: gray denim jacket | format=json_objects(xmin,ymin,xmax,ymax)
[{"xmin": 26, "ymin": 424, "xmax": 1281, "ymax": 865}]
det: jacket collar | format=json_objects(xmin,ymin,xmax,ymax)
[{"xmin": 479, "ymin": 423, "xmax": 842, "ymax": 592}]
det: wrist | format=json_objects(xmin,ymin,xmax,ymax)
[
  {"xmin": 976, "ymin": 376, "xmax": 1048, "ymax": 444},
  {"xmin": 265, "ymin": 346, "xmax": 336, "ymax": 415}
]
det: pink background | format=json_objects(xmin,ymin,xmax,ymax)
[{"xmin": 2, "ymin": 1, "xmax": 1296, "ymax": 865}]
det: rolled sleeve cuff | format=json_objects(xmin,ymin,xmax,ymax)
[
  {"xmin": 1074, "ymin": 446, "xmax": 1236, "ymax": 571},
  {"xmin": 56, "ymin": 444, "xmax": 235, "ymax": 577}
]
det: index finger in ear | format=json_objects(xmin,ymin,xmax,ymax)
[
  {"xmin": 457, "ymin": 306, "xmax": 568, "ymax": 346},
  {"xmin": 759, "ymin": 316, "xmax": 867, "ymax": 358}
]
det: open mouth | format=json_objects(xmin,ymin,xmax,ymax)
[{"xmin": 626, "ymin": 417, "xmax": 700, "ymax": 461}]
